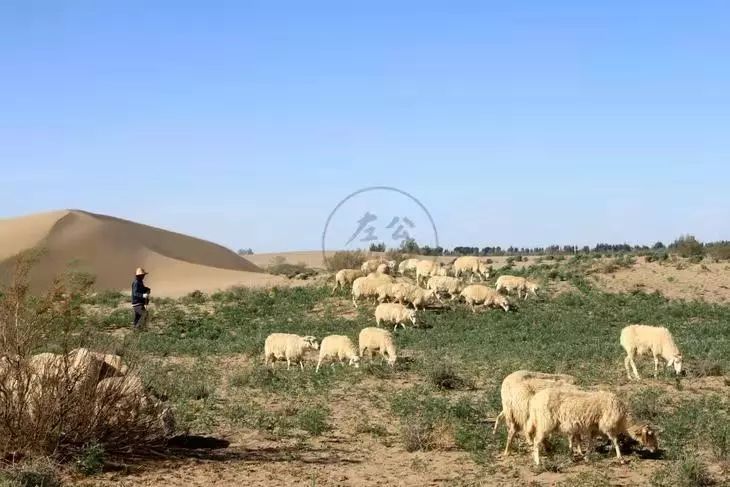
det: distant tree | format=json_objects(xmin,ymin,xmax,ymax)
[
  {"xmin": 669, "ymin": 234, "xmax": 705, "ymax": 257},
  {"xmin": 653, "ymin": 241, "xmax": 665, "ymax": 249},
  {"xmin": 238, "ymin": 248, "xmax": 254, "ymax": 255},
  {"xmin": 400, "ymin": 238, "xmax": 420, "ymax": 254},
  {"xmin": 369, "ymin": 242, "xmax": 386, "ymax": 252}
]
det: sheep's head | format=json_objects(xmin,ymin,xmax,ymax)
[
  {"xmin": 350, "ymin": 355, "xmax": 361, "ymax": 368},
  {"xmin": 527, "ymin": 281, "xmax": 540, "ymax": 295},
  {"xmin": 303, "ymin": 336, "xmax": 319, "ymax": 351},
  {"xmin": 407, "ymin": 310, "xmax": 417, "ymax": 325},
  {"xmin": 637, "ymin": 424, "xmax": 658, "ymax": 453},
  {"xmin": 478, "ymin": 263, "xmax": 490, "ymax": 278},
  {"xmin": 667, "ymin": 354, "xmax": 683, "ymax": 375},
  {"xmin": 425, "ymin": 290, "xmax": 437, "ymax": 302},
  {"xmin": 496, "ymin": 296, "xmax": 510, "ymax": 312}
]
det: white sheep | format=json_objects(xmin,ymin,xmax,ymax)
[
  {"xmin": 492, "ymin": 370, "xmax": 577, "ymax": 455},
  {"xmin": 460, "ymin": 284, "xmax": 510, "ymax": 312},
  {"xmin": 352, "ymin": 273, "xmax": 395, "ymax": 307},
  {"xmin": 495, "ymin": 275, "xmax": 539, "ymax": 300},
  {"xmin": 620, "ymin": 324, "xmax": 683, "ymax": 380},
  {"xmin": 393, "ymin": 284, "xmax": 436, "ymax": 311},
  {"xmin": 361, "ymin": 258, "xmax": 384, "ymax": 274},
  {"xmin": 525, "ymin": 387, "xmax": 658, "ymax": 465},
  {"xmin": 375, "ymin": 303, "xmax": 417, "ymax": 331},
  {"xmin": 332, "ymin": 268, "xmax": 363, "ymax": 295},
  {"xmin": 415, "ymin": 260, "xmax": 446, "ymax": 287},
  {"xmin": 316, "ymin": 335, "xmax": 360, "ymax": 372},
  {"xmin": 264, "ymin": 333, "xmax": 319, "ymax": 370},
  {"xmin": 358, "ymin": 327, "xmax": 397, "ymax": 366},
  {"xmin": 453, "ymin": 256, "xmax": 490, "ymax": 282},
  {"xmin": 398, "ymin": 258, "xmax": 420, "ymax": 275},
  {"xmin": 376, "ymin": 281, "xmax": 411, "ymax": 303},
  {"xmin": 426, "ymin": 276, "xmax": 463, "ymax": 301}
]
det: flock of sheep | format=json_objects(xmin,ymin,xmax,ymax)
[{"xmin": 263, "ymin": 256, "xmax": 687, "ymax": 466}]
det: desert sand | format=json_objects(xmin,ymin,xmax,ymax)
[{"xmin": 0, "ymin": 210, "xmax": 289, "ymax": 297}]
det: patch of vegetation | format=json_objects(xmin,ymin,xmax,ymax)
[
  {"xmin": 325, "ymin": 250, "xmax": 366, "ymax": 272},
  {"xmin": 651, "ymin": 454, "xmax": 715, "ymax": 487},
  {"xmin": 267, "ymin": 257, "xmax": 317, "ymax": 279},
  {"xmin": 74, "ymin": 442, "xmax": 105, "ymax": 476},
  {"xmin": 84, "ymin": 290, "xmax": 126, "ymax": 307},
  {"xmin": 296, "ymin": 406, "xmax": 331, "ymax": 435}
]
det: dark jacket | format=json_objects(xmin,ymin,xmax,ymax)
[{"xmin": 131, "ymin": 278, "xmax": 151, "ymax": 306}]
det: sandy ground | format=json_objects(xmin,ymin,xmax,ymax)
[
  {"xmin": 591, "ymin": 257, "xmax": 730, "ymax": 303},
  {"xmin": 0, "ymin": 210, "xmax": 287, "ymax": 297}
]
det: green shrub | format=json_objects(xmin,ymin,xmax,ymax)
[
  {"xmin": 297, "ymin": 407, "xmax": 330, "ymax": 436},
  {"xmin": 267, "ymin": 257, "xmax": 317, "ymax": 279},
  {"xmin": 670, "ymin": 235, "xmax": 705, "ymax": 258},
  {"xmin": 75, "ymin": 442, "xmax": 105, "ymax": 476}
]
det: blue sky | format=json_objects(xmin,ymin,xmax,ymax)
[{"xmin": 2, "ymin": 1, "xmax": 729, "ymax": 252}]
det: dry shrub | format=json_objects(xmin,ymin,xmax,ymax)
[
  {"xmin": 325, "ymin": 251, "xmax": 366, "ymax": 272},
  {"xmin": 0, "ymin": 253, "xmax": 172, "ymax": 461}
]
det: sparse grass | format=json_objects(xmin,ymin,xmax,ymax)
[
  {"xmin": 651, "ymin": 454, "xmax": 716, "ymax": 486},
  {"xmin": 14, "ymin": 256, "xmax": 730, "ymax": 482}
]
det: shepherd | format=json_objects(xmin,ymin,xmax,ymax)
[{"xmin": 132, "ymin": 267, "xmax": 151, "ymax": 329}]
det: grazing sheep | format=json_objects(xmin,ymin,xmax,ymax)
[
  {"xmin": 460, "ymin": 285, "xmax": 510, "ymax": 312},
  {"xmin": 398, "ymin": 258, "xmax": 420, "ymax": 275},
  {"xmin": 493, "ymin": 370, "xmax": 577, "ymax": 455},
  {"xmin": 332, "ymin": 268, "xmax": 363, "ymax": 295},
  {"xmin": 426, "ymin": 276, "xmax": 463, "ymax": 301},
  {"xmin": 620, "ymin": 325, "xmax": 683, "ymax": 380},
  {"xmin": 316, "ymin": 335, "xmax": 360, "ymax": 372},
  {"xmin": 415, "ymin": 260, "xmax": 446, "ymax": 287},
  {"xmin": 394, "ymin": 284, "xmax": 436, "ymax": 311},
  {"xmin": 376, "ymin": 282, "xmax": 395, "ymax": 303},
  {"xmin": 361, "ymin": 258, "xmax": 385, "ymax": 274},
  {"xmin": 376, "ymin": 263, "xmax": 390, "ymax": 275},
  {"xmin": 495, "ymin": 275, "xmax": 539, "ymax": 300},
  {"xmin": 453, "ymin": 256, "xmax": 491, "ymax": 282},
  {"xmin": 264, "ymin": 333, "xmax": 319, "ymax": 370},
  {"xmin": 352, "ymin": 274, "xmax": 396, "ymax": 308},
  {"xmin": 358, "ymin": 327, "xmax": 397, "ymax": 366},
  {"xmin": 375, "ymin": 303, "xmax": 417, "ymax": 331},
  {"xmin": 525, "ymin": 387, "xmax": 658, "ymax": 465}
]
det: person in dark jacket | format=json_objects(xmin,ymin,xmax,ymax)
[{"xmin": 132, "ymin": 267, "xmax": 151, "ymax": 328}]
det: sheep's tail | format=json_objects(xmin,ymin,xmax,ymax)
[{"xmin": 493, "ymin": 411, "xmax": 504, "ymax": 434}]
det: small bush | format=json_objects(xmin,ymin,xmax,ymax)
[
  {"xmin": 707, "ymin": 243, "xmax": 730, "ymax": 261},
  {"xmin": 0, "ymin": 459, "xmax": 61, "ymax": 487},
  {"xmin": 426, "ymin": 362, "xmax": 473, "ymax": 390},
  {"xmin": 181, "ymin": 290, "xmax": 208, "ymax": 305},
  {"xmin": 75, "ymin": 442, "xmax": 105, "ymax": 475},
  {"xmin": 401, "ymin": 418, "xmax": 435, "ymax": 452},
  {"xmin": 267, "ymin": 257, "xmax": 316, "ymax": 279},
  {"xmin": 325, "ymin": 251, "xmax": 366, "ymax": 272},
  {"xmin": 297, "ymin": 407, "xmax": 330, "ymax": 436}
]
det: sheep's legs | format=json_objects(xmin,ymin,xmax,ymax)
[
  {"xmin": 493, "ymin": 411, "xmax": 503, "ymax": 434},
  {"xmin": 299, "ymin": 361, "xmax": 304, "ymax": 371},
  {"xmin": 315, "ymin": 358, "xmax": 323, "ymax": 373},
  {"xmin": 609, "ymin": 434, "xmax": 622, "ymax": 460},
  {"xmin": 286, "ymin": 359, "xmax": 291, "ymax": 370},
  {"xmin": 532, "ymin": 431, "xmax": 544, "ymax": 465},
  {"xmin": 504, "ymin": 426, "xmax": 516, "ymax": 455},
  {"xmin": 653, "ymin": 355, "xmax": 660, "ymax": 378},
  {"xmin": 625, "ymin": 353, "xmax": 641, "ymax": 380}
]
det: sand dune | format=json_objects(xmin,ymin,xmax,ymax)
[{"xmin": 0, "ymin": 210, "xmax": 289, "ymax": 296}]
